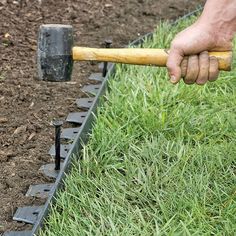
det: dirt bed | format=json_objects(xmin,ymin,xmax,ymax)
[{"xmin": 0, "ymin": 0, "xmax": 205, "ymax": 233}]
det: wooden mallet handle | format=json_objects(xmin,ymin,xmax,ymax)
[{"xmin": 73, "ymin": 47, "xmax": 233, "ymax": 71}]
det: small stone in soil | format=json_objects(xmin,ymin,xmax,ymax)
[{"xmin": 0, "ymin": 117, "xmax": 8, "ymax": 123}]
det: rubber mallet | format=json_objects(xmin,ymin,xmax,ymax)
[{"xmin": 37, "ymin": 24, "xmax": 233, "ymax": 82}]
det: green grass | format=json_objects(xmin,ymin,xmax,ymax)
[{"xmin": 40, "ymin": 16, "xmax": 236, "ymax": 236}]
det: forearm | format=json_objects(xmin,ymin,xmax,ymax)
[
  {"xmin": 167, "ymin": 0, "xmax": 235, "ymax": 85},
  {"xmin": 198, "ymin": 0, "xmax": 236, "ymax": 41}
]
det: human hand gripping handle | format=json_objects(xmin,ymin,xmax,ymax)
[{"xmin": 167, "ymin": 0, "xmax": 236, "ymax": 85}]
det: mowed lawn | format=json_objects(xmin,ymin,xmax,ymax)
[{"xmin": 41, "ymin": 16, "xmax": 236, "ymax": 235}]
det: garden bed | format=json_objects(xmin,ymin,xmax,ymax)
[{"xmin": 41, "ymin": 16, "xmax": 236, "ymax": 235}]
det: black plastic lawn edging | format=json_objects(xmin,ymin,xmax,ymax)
[{"xmin": 3, "ymin": 6, "xmax": 202, "ymax": 236}]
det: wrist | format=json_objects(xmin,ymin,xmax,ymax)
[{"xmin": 198, "ymin": 0, "xmax": 236, "ymax": 42}]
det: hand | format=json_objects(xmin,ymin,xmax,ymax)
[{"xmin": 167, "ymin": 21, "xmax": 233, "ymax": 85}]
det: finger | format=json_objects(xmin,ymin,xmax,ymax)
[
  {"xmin": 208, "ymin": 57, "xmax": 219, "ymax": 82},
  {"xmin": 181, "ymin": 57, "xmax": 188, "ymax": 78},
  {"xmin": 166, "ymin": 48, "xmax": 184, "ymax": 84},
  {"xmin": 196, "ymin": 51, "xmax": 209, "ymax": 85},
  {"xmin": 184, "ymin": 55, "xmax": 199, "ymax": 84}
]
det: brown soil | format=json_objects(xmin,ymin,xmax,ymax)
[{"xmin": 0, "ymin": 0, "xmax": 205, "ymax": 233}]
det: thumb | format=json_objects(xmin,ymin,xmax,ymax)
[{"xmin": 166, "ymin": 48, "xmax": 184, "ymax": 84}]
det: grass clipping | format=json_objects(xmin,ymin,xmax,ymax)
[{"xmin": 42, "ymin": 16, "xmax": 236, "ymax": 235}]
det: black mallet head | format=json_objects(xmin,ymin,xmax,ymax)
[{"xmin": 37, "ymin": 24, "xmax": 74, "ymax": 82}]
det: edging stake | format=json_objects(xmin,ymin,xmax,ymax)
[
  {"xmin": 102, "ymin": 39, "xmax": 112, "ymax": 77},
  {"xmin": 52, "ymin": 120, "xmax": 63, "ymax": 170}
]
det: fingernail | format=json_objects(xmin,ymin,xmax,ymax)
[{"xmin": 170, "ymin": 76, "xmax": 176, "ymax": 83}]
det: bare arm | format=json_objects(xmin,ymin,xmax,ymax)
[{"xmin": 167, "ymin": 0, "xmax": 236, "ymax": 85}]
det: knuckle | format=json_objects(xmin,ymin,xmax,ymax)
[
  {"xmin": 170, "ymin": 39, "xmax": 182, "ymax": 49},
  {"xmin": 210, "ymin": 56, "xmax": 218, "ymax": 65},
  {"xmin": 200, "ymin": 51, "xmax": 209, "ymax": 57},
  {"xmin": 170, "ymin": 43, "xmax": 184, "ymax": 56}
]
